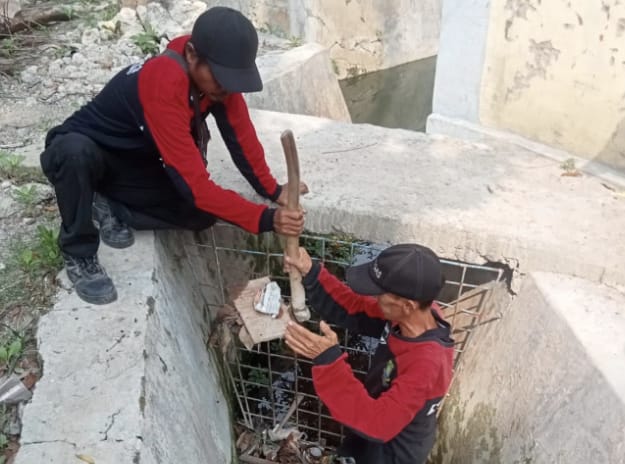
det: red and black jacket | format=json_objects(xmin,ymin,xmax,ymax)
[
  {"xmin": 47, "ymin": 36, "xmax": 280, "ymax": 234},
  {"xmin": 302, "ymin": 262, "xmax": 454, "ymax": 464}
]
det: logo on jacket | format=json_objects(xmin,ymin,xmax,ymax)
[
  {"xmin": 372, "ymin": 260, "xmax": 382, "ymax": 279},
  {"xmin": 381, "ymin": 359, "xmax": 395, "ymax": 388},
  {"xmin": 427, "ymin": 401, "xmax": 442, "ymax": 416},
  {"xmin": 127, "ymin": 62, "xmax": 144, "ymax": 75}
]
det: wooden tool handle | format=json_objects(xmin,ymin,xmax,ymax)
[{"xmin": 280, "ymin": 130, "xmax": 306, "ymax": 314}]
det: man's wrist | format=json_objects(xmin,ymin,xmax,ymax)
[
  {"xmin": 258, "ymin": 207, "xmax": 276, "ymax": 233},
  {"xmin": 313, "ymin": 344, "xmax": 342, "ymax": 365},
  {"xmin": 269, "ymin": 184, "xmax": 282, "ymax": 202}
]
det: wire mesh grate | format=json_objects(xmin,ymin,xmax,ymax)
[{"xmin": 191, "ymin": 224, "xmax": 505, "ymax": 448}]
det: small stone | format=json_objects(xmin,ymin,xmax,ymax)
[
  {"xmin": 20, "ymin": 65, "xmax": 39, "ymax": 84},
  {"xmin": 1, "ymin": 181, "xmax": 11, "ymax": 189},
  {"xmin": 71, "ymin": 52, "xmax": 86, "ymax": 65},
  {"xmin": 22, "ymin": 217, "xmax": 35, "ymax": 225}
]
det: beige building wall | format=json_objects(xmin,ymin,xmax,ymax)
[{"xmin": 479, "ymin": 0, "xmax": 625, "ymax": 169}]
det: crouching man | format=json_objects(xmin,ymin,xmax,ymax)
[{"xmin": 41, "ymin": 7, "xmax": 305, "ymax": 305}]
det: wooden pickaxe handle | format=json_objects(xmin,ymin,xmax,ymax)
[{"xmin": 280, "ymin": 130, "xmax": 308, "ymax": 321}]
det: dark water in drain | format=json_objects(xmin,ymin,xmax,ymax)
[{"xmin": 339, "ymin": 56, "xmax": 437, "ymax": 132}]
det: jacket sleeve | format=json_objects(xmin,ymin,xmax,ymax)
[
  {"xmin": 303, "ymin": 262, "xmax": 386, "ymax": 338},
  {"xmin": 138, "ymin": 59, "xmax": 275, "ymax": 234},
  {"xmin": 311, "ymin": 350, "xmax": 438, "ymax": 443},
  {"xmin": 211, "ymin": 94, "xmax": 282, "ymax": 201}
]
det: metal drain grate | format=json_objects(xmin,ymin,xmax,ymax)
[{"xmin": 191, "ymin": 224, "xmax": 505, "ymax": 448}]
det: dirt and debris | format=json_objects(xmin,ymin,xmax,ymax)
[{"xmin": 236, "ymin": 424, "xmax": 337, "ymax": 464}]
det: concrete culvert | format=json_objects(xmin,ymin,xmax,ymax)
[
  {"xmin": 13, "ymin": 111, "xmax": 625, "ymax": 464},
  {"xmin": 157, "ymin": 224, "xmax": 509, "ymax": 463}
]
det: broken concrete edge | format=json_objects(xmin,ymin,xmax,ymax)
[{"xmin": 426, "ymin": 113, "xmax": 625, "ymax": 190}]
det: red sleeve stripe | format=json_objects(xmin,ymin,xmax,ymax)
[
  {"xmin": 213, "ymin": 94, "xmax": 279, "ymax": 200},
  {"xmin": 317, "ymin": 267, "xmax": 385, "ymax": 319}
]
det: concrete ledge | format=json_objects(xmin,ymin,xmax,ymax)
[
  {"xmin": 432, "ymin": 272, "xmax": 625, "ymax": 463},
  {"xmin": 15, "ymin": 234, "xmax": 155, "ymax": 464},
  {"xmin": 208, "ymin": 109, "xmax": 625, "ymax": 291},
  {"xmin": 427, "ymin": 113, "xmax": 625, "ymax": 190},
  {"xmin": 16, "ymin": 231, "xmax": 232, "ymax": 464}
]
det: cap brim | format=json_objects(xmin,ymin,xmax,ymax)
[
  {"xmin": 208, "ymin": 59, "xmax": 263, "ymax": 93},
  {"xmin": 346, "ymin": 262, "xmax": 386, "ymax": 296}
]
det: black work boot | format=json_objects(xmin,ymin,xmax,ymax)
[
  {"xmin": 93, "ymin": 193, "xmax": 134, "ymax": 249},
  {"xmin": 63, "ymin": 254, "xmax": 118, "ymax": 305}
]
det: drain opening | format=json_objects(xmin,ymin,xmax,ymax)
[{"xmin": 192, "ymin": 225, "xmax": 507, "ymax": 460}]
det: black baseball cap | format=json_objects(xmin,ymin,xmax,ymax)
[
  {"xmin": 191, "ymin": 7, "xmax": 262, "ymax": 93},
  {"xmin": 346, "ymin": 244, "xmax": 444, "ymax": 302}
]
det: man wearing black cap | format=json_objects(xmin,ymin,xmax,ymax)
[
  {"xmin": 284, "ymin": 244, "xmax": 454, "ymax": 464},
  {"xmin": 40, "ymin": 7, "xmax": 306, "ymax": 305}
]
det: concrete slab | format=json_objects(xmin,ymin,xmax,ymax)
[
  {"xmin": 427, "ymin": 113, "xmax": 625, "ymax": 190},
  {"xmin": 15, "ymin": 233, "xmax": 155, "ymax": 464},
  {"xmin": 431, "ymin": 272, "xmax": 625, "ymax": 463},
  {"xmin": 15, "ymin": 231, "xmax": 233, "ymax": 464},
  {"xmin": 206, "ymin": 109, "xmax": 625, "ymax": 290},
  {"xmin": 251, "ymin": 43, "xmax": 351, "ymax": 122}
]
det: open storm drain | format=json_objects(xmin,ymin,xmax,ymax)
[{"xmin": 190, "ymin": 224, "xmax": 508, "ymax": 462}]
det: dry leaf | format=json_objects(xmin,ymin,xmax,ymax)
[{"xmin": 75, "ymin": 454, "xmax": 95, "ymax": 464}]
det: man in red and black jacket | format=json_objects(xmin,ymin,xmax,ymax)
[
  {"xmin": 40, "ymin": 7, "xmax": 305, "ymax": 305},
  {"xmin": 284, "ymin": 244, "xmax": 454, "ymax": 464}
]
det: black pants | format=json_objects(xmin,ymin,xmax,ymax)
[{"xmin": 40, "ymin": 132, "xmax": 216, "ymax": 257}]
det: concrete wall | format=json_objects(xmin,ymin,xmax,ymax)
[
  {"xmin": 431, "ymin": 272, "xmax": 625, "ymax": 463},
  {"xmin": 250, "ymin": 43, "xmax": 351, "ymax": 122},
  {"xmin": 429, "ymin": 0, "xmax": 625, "ymax": 173},
  {"xmin": 141, "ymin": 231, "xmax": 233, "ymax": 464},
  {"xmin": 203, "ymin": 0, "xmax": 442, "ymax": 79}
]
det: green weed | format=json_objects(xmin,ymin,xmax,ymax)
[
  {"xmin": 11, "ymin": 225, "xmax": 62, "ymax": 276},
  {"xmin": 0, "ymin": 152, "xmax": 25, "ymax": 179},
  {"xmin": 288, "ymin": 36, "xmax": 302, "ymax": 47},
  {"xmin": 12, "ymin": 185, "xmax": 38, "ymax": 213},
  {"xmin": 560, "ymin": 157, "xmax": 581, "ymax": 177},
  {"xmin": 0, "ymin": 38, "xmax": 18, "ymax": 58},
  {"xmin": 0, "ymin": 335, "xmax": 24, "ymax": 373},
  {"xmin": 132, "ymin": 23, "xmax": 160, "ymax": 56},
  {"xmin": 0, "ymin": 151, "xmax": 46, "ymax": 184},
  {"xmin": 245, "ymin": 367, "xmax": 270, "ymax": 394}
]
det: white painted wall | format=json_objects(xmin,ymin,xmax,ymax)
[{"xmin": 429, "ymin": 0, "xmax": 625, "ymax": 173}]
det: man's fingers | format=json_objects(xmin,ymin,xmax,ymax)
[
  {"xmin": 285, "ymin": 328, "xmax": 316, "ymax": 358},
  {"xmin": 299, "ymin": 181, "xmax": 310, "ymax": 195},
  {"xmin": 319, "ymin": 320, "xmax": 334, "ymax": 337},
  {"xmin": 274, "ymin": 207, "xmax": 305, "ymax": 236}
]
